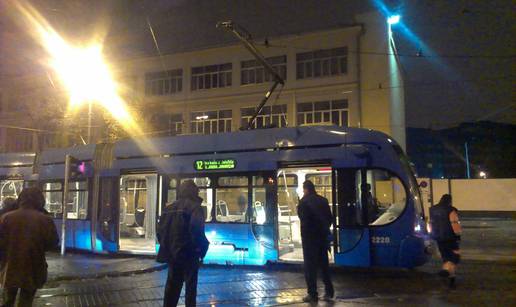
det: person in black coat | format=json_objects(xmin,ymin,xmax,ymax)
[
  {"xmin": 0, "ymin": 197, "xmax": 18, "ymax": 218},
  {"xmin": 429, "ymin": 194, "xmax": 462, "ymax": 289},
  {"xmin": 297, "ymin": 180, "xmax": 334, "ymax": 302},
  {"xmin": 157, "ymin": 180, "xmax": 209, "ymax": 307}
]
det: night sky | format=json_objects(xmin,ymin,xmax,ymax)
[{"xmin": 1, "ymin": 0, "xmax": 514, "ymax": 128}]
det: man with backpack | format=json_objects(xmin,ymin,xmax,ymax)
[
  {"xmin": 429, "ymin": 194, "xmax": 462, "ymax": 289},
  {"xmin": 157, "ymin": 180, "xmax": 210, "ymax": 307}
]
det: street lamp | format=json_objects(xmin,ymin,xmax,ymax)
[
  {"xmin": 12, "ymin": 1, "xmax": 137, "ymax": 143},
  {"xmin": 479, "ymin": 171, "xmax": 487, "ymax": 179},
  {"xmin": 387, "ymin": 15, "xmax": 401, "ymax": 25}
]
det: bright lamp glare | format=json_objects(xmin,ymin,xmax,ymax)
[
  {"xmin": 12, "ymin": 0, "xmax": 135, "ymax": 125},
  {"xmin": 387, "ymin": 15, "xmax": 401, "ymax": 25}
]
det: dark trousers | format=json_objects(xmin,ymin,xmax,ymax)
[
  {"xmin": 2, "ymin": 288, "xmax": 37, "ymax": 307},
  {"xmin": 302, "ymin": 242, "xmax": 334, "ymax": 298},
  {"xmin": 163, "ymin": 258, "xmax": 199, "ymax": 307}
]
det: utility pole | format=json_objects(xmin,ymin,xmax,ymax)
[
  {"xmin": 87, "ymin": 101, "xmax": 93, "ymax": 144},
  {"xmin": 61, "ymin": 154, "xmax": 71, "ymax": 255},
  {"xmin": 464, "ymin": 141, "xmax": 471, "ymax": 179}
]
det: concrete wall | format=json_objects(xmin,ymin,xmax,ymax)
[
  {"xmin": 451, "ymin": 179, "xmax": 516, "ymax": 212},
  {"xmin": 418, "ymin": 178, "xmax": 516, "ymax": 214},
  {"xmin": 432, "ymin": 179, "xmax": 451, "ymax": 205}
]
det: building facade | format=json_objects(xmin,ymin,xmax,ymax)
[{"xmin": 0, "ymin": 11, "xmax": 405, "ymax": 152}]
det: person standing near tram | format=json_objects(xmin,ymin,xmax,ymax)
[
  {"xmin": 297, "ymin": 180, "xmax": 334, "ymax": 303},
  {"xmin": 0, "ymin": 187, "xmax": 59, "ymax": 306},
  {"xmin": 157, "ymin": 180, "xmax": 210, "ymax": 307},
  {"xmin": 429, "ymin": 194, "xmax": 462, "ymax": 289}
]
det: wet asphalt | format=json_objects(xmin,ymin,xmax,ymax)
[{"xmin": 19, "ymin": 218, "xmax": 516, "ymax": 306}]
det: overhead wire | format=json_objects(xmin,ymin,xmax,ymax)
[{"xmin": 255, "ymin": 42, "xmax": 515, "ymax": 60}]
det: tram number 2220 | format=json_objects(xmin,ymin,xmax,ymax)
[{"xmin": 371, "ymin": 236, "xmax": 391, "ymax": 244}]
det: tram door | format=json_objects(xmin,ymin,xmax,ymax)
[
  {"xmin": 277, "ymin": 166, "xmax": 334, "ymax": 262},
  {"xmin": 334, "ymin": 168, "xmax": 371, "ymax": 267},
  {"xmin": 119, "ymin": 174, "xmax": 158, "ymax": 253}
]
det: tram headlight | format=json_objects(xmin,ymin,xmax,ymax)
[{"xmin": 414, "ymin": 223, "xmax": 421, "ymax": 232}]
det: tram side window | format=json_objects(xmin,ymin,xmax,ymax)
[
  {"xmin": 180, "ymin": 177, "xmax": 213, "ymax": 222},
  {"xmin": 43, "ymin": 182, "xmax": 63, "ymax": 218},
  {"xmin": 216, "ymin": 176, "xmax": 248, "ymax": 223},
  {"xmin": 363, "ymin": 170, "xmax": 406, "ymax": 226},
  {"xmin": 393, "ymin": 144, "xmax": 425, "ymax": 219},
  {"xmin": 251, "ymin": 176, "xmax": 272, "ymax": 225},
  {"xmin": 42, "ymin": 181, "xmax": 88, "ymax": 219},
  {"xmin": 336, "ymin": 169, "xmax": 407, "ymax": 227},
  {"xmin": 167, "ymin": 178, "xmax": 178, "ymax": 204},
  {"xmin": 67, "ymin": 181, "xmax": 88, "ymax": 220},
  {"xmin": 0, "ymin": 180, "xmax": 24, "ymax": 203}
]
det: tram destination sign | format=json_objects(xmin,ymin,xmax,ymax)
[{"xmin": 194, "ymin": 159, "xmax": 236, "ymax": 171}]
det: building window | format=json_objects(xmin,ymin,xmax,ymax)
[
  {"xmin": 241, "ymin": 105, "xmax": 287, "ymax": 129},
  {"xmin": 190, "ymin": 110, "xmax": 232, "ymax": 134},
  {"xmin": 6, "ymin": 128, "xmax": 33, "ymax": 152},
  {"xmin": 191, "ymin": 63, "xmax": 232, "ymax": 91},
  {"xmin": 144, "ymin": 69, "xmax": 183, "ymax": 96},
  {"xmin": 296, "ymin": 100, "xmax": 348, "ymax": 127},
  {"xmin": 296, "ymin": 47, "xmax": 347, "ymax": 79},
  {"xmin": 241, "ymin": 55, "xmax": 287, "ymax": 85},
  {"xmin": 151, "ymin": 113, "xmax": 183, "ymax": 136}
]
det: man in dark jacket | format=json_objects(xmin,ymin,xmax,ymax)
[
  {"xmin": 157, "ymin": 180, "xmax": 209, "ymax": 307},
  {"xmin": 0, "ymin": 197, "xmax": 18, "ymax": 218},
  {"xmin": 0, "ymin": 187, "xmax": 59, "ymax": 307},
  {"xmin": 297, "ymin": 180, "xmax": 334, "ymax": 302},
  {"xmin": 429, "ymin": 194, "xmax": 462, "ymax": 289}
]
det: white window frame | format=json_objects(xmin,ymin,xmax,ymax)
[
  {"xmin": 296, "ymin": 100, "xmax": 349, "ymax": 127},
  {"xmin": 296, "ymin": 47, "xmax": 347, "ymax": 80},
  {"xmin": 144, "ymin": 69, "xmax": 183, "ymax": 96},
  {"xmin": 241, "ymin": 55, "xmax": 287, "ymax": 85},
  {"xmin": 241, "ymin": 105, "xmax": 288, "ymax": 129},
  {"xmin": 191, "ymin": 64, "xmax": 232, "ymax": 91},
  {"xmin": 190, "ymin": 110, "xmax": 232, "ymax": 134}
]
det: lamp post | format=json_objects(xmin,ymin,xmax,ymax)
[
  {"xmin": 464, "ymin": 141, "xmax": 471, "ymax": 179},
  {"xmin": 87, "ymin": 101, "xmax": 93, "ymax": 144},
  {"xmin": 387, "ymin": 15, "xmax": 401, "ymax": 25}
]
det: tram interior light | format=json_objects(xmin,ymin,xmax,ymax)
[{"xmin": 387, "ymin": 15, "xmax": 401, "ymax": 25}]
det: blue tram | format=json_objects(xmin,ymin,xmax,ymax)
[{"xmin": 0, "ymin": 126, "xmax": 431, "ymax": 268}]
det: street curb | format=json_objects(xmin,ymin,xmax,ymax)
[{"xmin": 48, "ymin": 263, "xmax": 168, "ymax": 282}]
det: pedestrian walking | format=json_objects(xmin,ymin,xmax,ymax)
[
  {"xmin": 0, "ymin": 187, "xmax": 59, "ymax": 306},
  {"xmin": 157, "ymin": 180, "xmax": 210, "ymax": 307},
  {"xmin": 429, "ymin": 194, "xmax": 462, "ymax": 289},
  {"xmin": 297, "ymin": 180, "xmax": 334, "ymax": 303}
]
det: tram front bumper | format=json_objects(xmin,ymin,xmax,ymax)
[{"xmin": 398, "ymin": 235, "xmax": 432, "ymax": 268}]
